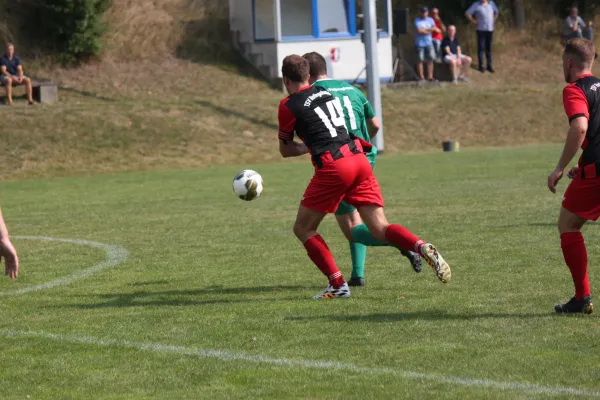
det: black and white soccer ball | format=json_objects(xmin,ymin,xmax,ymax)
[{"xmin": 232, "ymin": 169, "xmax": 263, "ymax": 201}]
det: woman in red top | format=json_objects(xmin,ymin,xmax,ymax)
[{"xmin": 431, "ymin": 8, "xmax": 446, "ymax": 62}]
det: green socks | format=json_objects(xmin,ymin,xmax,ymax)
[
  {"xmin": 349, "ymin": 224, "xmax": 395, "ymax": 279},
  {"xmin": 351, "ymin": 223, "xmax": 390, "ymax": 247},
  {"xmin": 350, "ymin": 242, "xmax": 366, "ymax": 279}
]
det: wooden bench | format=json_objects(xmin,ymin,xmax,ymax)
[{"xmin": 0, "ymin": 79, "xmax": 58, "ymax": 104}]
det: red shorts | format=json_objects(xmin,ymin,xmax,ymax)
[
  {"xmin": 563, "ymin": 175, "xmax": 600, "ymax": 221},
  {"xmin": 301, "ymin": 145, "xmax": 384, "ymax": 213}
]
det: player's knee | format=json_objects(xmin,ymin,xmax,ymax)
[
  {"xmin": 363, "ymin": 221, "xmax": 388, "ymax": 242},
  {"xmin": 372, "ymin": 225, "xmax": 389, "ymax": 242},
  {"xmin": 292, "ymin": 223, "xmax": 304, "ymax": 240}
]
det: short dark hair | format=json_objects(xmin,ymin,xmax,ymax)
[
  {"xmin": 281, "ymin": 55, "xmax": 310, "ymax": 83},
  {"xmin": 302, "ymin": 52, "xmax": 328, "ymax": 77},
  {"xmin": 565, "ymin": 38, "xmax": 596, "ymax": 66}
]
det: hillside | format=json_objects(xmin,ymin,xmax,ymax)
[{"xmin": 0, "ymin": 0, "xmax": 593, "ymax": 180}]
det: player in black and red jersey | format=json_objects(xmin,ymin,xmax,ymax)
[
  {"xmin": 548, "ymin": 39, "xmax": 600, "ymax": 314},
  {"xmin": 277, "ymin": 55, "xmax": 451, "ymax": 299}
]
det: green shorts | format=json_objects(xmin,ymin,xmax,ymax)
[{"xmin": 335, "ymin": 149, "xmax": 377, "ymax": 216}]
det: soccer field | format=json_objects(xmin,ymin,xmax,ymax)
[{"xmin": 1, "ymin": 145, "xmax": 599, "ymax": 399}]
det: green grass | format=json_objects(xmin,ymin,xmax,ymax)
[{"xmin": 1, "ymin": 145, "xmax": 600, "ymax": 399}]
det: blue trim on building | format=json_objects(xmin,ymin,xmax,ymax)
[
  {"xmin": 347, "ymin": 0, "xmax": 357, "ymax": 35},
  {"xmin": 311, "ymin": 0, "xmax": 319, "ymax": 37}
]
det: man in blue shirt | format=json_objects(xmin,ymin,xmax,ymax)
[
  {"xmin": 414, "ymin": 7, "xmax": 437, "ymax": 81},
  {"xmin": 0, "ymin": 43, "xmax": 33, "ymax": 105},
  {"xmin": 465, "ymin": 0, "xmax": 499, "ymax": 73}
]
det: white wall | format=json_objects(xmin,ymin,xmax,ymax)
[{"xmin": 275, "ymin": 37, "xmax": 393, "ymax": 81}]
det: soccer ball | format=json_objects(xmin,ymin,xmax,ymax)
[{"xmin": 232, "ymin": 170, "xmax": 263, "ymax": 201}]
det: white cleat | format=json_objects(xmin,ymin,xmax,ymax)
[
  {"xmin": 419, "ymin": 244, "xmax": 451, "ymax": 283},
  {"xmin": 312, "ymin": 282, "xmax": 351, "ymax": 299}
]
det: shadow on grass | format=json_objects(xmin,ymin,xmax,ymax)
[
  {"xmin": 195, "ymin": 99, "xmax": 278, "ymax": 131},
  {"xmin": 59, "ymin": 87, "xmax": 116, "ymax": 102},
  {"xmin": 286, "ymin": 310, "xmax": 555, "ymax": 322},
  {"xmin": 59, "ymin": 285, "xmax": 316, "ymax": 309}
]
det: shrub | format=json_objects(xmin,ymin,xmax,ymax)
[{"xmin": 33, "ymin": 0, "xmax": 111, "ymax": 63}]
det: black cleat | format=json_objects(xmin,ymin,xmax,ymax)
[
  {"xmin": 555, "ymin": 296, "xmax": 593, "ymax": 314},
  {"xmin": 347, "ymin": 277, "xmax": 365, "ymax": 287},
  {"xmin": 486, "ymin": 66, "xmax": 495, "ymax": 73},
  {"xmin": 400, "ymin": 250, "xmax": 422, "ymax": 273}
]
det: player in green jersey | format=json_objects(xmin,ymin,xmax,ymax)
[{"xmin": 303, "ymin": 52, "xmax": 422, "ymax": 286}]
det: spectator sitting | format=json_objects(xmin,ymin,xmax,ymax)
[
  {"xmin": 431, "ymin": 7, "xmax": 446, "ymax": 62},
  {"xmin": 414, "ymin": 7, "xmax": 436, "ymax": 81},
  {"xmin": 0, "ymin": 43, "xmax": 33, "ymax": 105},
  {"xmin": 441, "ymin": 25, "xmax": 472, "ymax": 83},
  {"xmin": 564, "ymin": 7, "xmax": 593, "ymax": 41}
]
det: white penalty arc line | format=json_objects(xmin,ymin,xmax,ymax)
[
  {"xmin": 0, "ymin": 236, "xmax": 128, "ymax": 296},
  {"xmin": 0, "ymin": 329, "xmax": 598, "ymax": 398}
]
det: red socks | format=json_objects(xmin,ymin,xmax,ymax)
[
  {"xmin": 561, "ymin": 232, "xmax": 591, "ymax": 300},
  {"xmin": 304, "ymin": 234, "xmax": 345, "ymax": 288},
  {"xmin": 385, "ymin": 224, "xmax": 425, "ymax": 253}
]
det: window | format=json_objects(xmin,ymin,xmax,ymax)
[
  {"xmin": 317, "ymin": 0, "xmax": 349, "ymax": 35},
  {"xmin": 254, "ymin": 0, "xmax": 275, "ymax": 40},
  {"xmin": 273, "ymin": 0, "xmax": 388, "ymax": 40},
  {"xmin": 280, "ymin": 0, "xmax": 313, "ymax": 37},
  {"xmin": 355, "ymin": 0, "xmax": 389, "ymax": 34}
]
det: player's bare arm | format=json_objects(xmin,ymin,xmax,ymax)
[
  {"xmin": 1, "ymin": 65, "xmax": 9, "ymax": 78},
  {"xmin": 0, "ymin": 208, "xmax": 19, "ymax": 279},
  {"xmin": 279, "ymin": 139, "xmax": 308, "ymax": 158},
  {"xmin": 367, "ymin": 117, "xmax": 380, "ymax": 138},
  {"xmin": 548, "ymin": 117, "xmax": 588, "ymax": 193}
]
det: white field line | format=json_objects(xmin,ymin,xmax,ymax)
[
  {"xmin": 1, "ymin": 329, "xmax": 599, "ymax": 398},
  {"xmin": 0, "ymin": 236, "xmax": 128, "ymax": 296}
]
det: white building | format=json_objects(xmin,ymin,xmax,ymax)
[{"xmin": 229, "ymin": 0, "xmax": 394, "ymax": 87}]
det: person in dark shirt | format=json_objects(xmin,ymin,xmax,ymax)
[
  {"xmin": 441, "ymin": 26, "xmax": 472, "ymax": 83},
  {"xmin": 0, "ymin": 43, "xmax": 33, "ymax": 105}
]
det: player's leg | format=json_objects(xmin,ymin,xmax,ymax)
[
  {"xmin": 294, "ymin": 205, "xmax": 350, "ymax": 299},
  {"xmin": 299, "ymin": 163, "xmax": 356, "ymax": 299},
  {"xmin": 343, "ymin": 156, "xmax": 448, "ymax": 282},
  {"xmin": 356, "ymin": 205, "xmax": 450, "ymax": 283},
  {"xmin": 335, "ymin": 204, "xmax": 367, "ymax": 286},
  {"xmin": 337, "ymin": 152, "xmax": 422, "ymax": 279},
  {"xmin": 555, "ymin": 206, "xmax": 592, "ymax": 313}
]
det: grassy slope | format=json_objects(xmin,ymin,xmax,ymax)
[
  {"xmin": 1, "ymin": 44, "xmax": 588, "ymax": 181},
  {"xmin": 0, "ymin": 2, "xmax": 592, "ymax": 180},
  {"xmin": 1, "ymin": 146, "xmax": 600, "ymax": 399}
]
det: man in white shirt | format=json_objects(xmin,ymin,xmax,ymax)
[
  {"xmin": 466, "ymin": 0, "xmax": 499, "ymax": 73},
  {"xmin": 564, "ymin": 7, "xmax": 593, "ymax": 41}
]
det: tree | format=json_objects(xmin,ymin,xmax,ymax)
[{"xmin": 512, "ymin": 0, "xmax": 526, "ymax": 28}]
